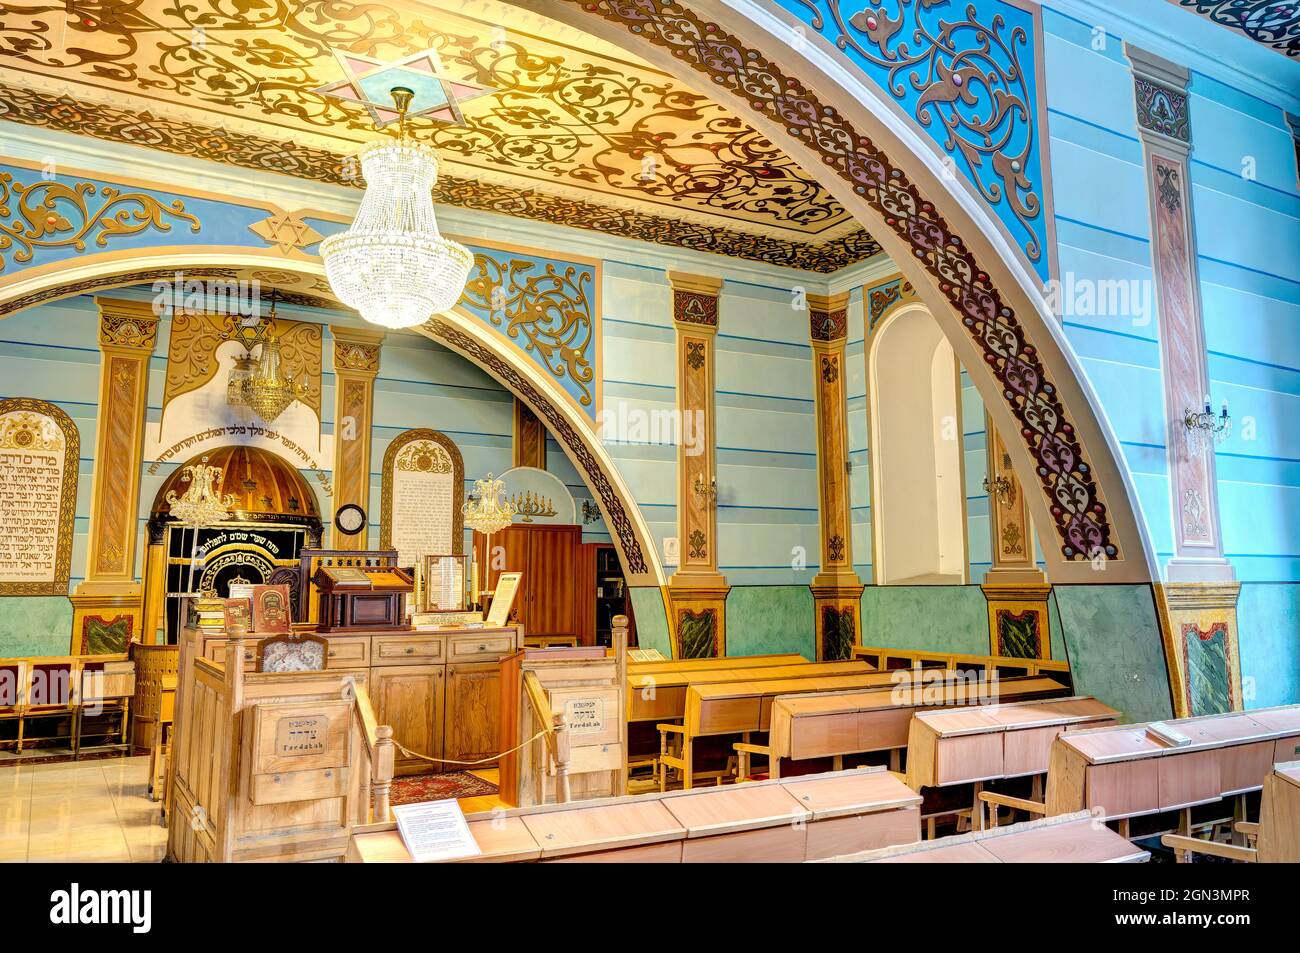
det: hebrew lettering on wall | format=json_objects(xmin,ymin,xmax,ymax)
[
  {"xmin": 0, "ymin": 398, "xmax": 79, "ymax": 595},
  {"xmin": 380, "ymin": 429, "xmax": 465, "ymax": 564}
]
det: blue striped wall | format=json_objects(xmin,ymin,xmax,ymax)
[
  {"xmin": 1042, "ymin": 4, "xmax": 1300, "ymax": 702},
  {"xmin": 845, "ymin": 289, "xmax": 872, "ymax": 583}
]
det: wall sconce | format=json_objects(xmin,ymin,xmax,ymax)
[
  {"xmin": 1184, "ymin": 396, "xmax": 1230, "ymax": 454},
  {"xmin": 983, "ymin": 474, "xmax": 1016, "ymax": 508},
  {"xmin": 692, "ymin": 474, "xmax": 717, "ymax": 508},
  {"xmin": 581, "ymin": 499, "xmax": 602, "ymax": 525}
]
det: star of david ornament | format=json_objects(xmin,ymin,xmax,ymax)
[{"xmin": 312, "ymin": 48, "xmax": 496, "ymax": 129}]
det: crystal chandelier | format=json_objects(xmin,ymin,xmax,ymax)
[
  {"xmin": 166, "ymin": 457, "xmax": 239, "ymax": 526},
  {"xmin": 320, "ymin": 88, "xmax": 473, "ymax": 330},
  {"xmin": 463, "ymin": 473, "xmax": 517, "ymax": 535},
  {"xmin": 226, "ymin": 296, "xmax": 310, "ymax": 423}
]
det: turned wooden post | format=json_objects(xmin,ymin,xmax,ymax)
[
  {"xmin": 612, "ymin": 614, "xmax": 629, "ymax": 794},
  {"xmin": 552, "ymin": 712, "xmax": 571, "ymax": 805},
  {"xmin": 372, "ymin": 724, "xmax": 394, "ymax": 822}
]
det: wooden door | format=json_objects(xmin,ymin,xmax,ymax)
[
  {"xmin": 523, "ymin": 525, "xmax": 579, "ymax": 636},
  {"xmin": 444, "ymin": 661, "xmax": 502, "ymax": 766},
  {"xmin": 574, "ymin": 543, "xmax": 600, "ymax": 646},
  {"xmin": 371, "ymin": 664, "xmax": 445, "ymax": 775}
]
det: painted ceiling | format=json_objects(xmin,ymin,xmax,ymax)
[{"xmin": 0, "ymin": 0, "xmax": 883, "ymax": 272}]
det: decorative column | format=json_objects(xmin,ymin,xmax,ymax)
[
  {"xmin": 807, "ymin": 292, "xmax": 863, "ymax": 661},
  {"xmin": 1127, "ymin": 45, "xmax": 1240, "ymax": 715},
  {"xmin": 330, "ymin": 326, "xmax": 384, "ymax": 551},
  {"xmin": 512, "ymin": 398, "xmax": 546, "ymax": 469},
  {"xmin": 70, "ymin": 297, "xmax": 160, "ymax": 651},
  {"xmin": 981, "ymin": 416, "xmax": 1052, "ymax": 658},
  {"xmin": 665, "ymin": 271, "xmax": 729, "ymax": 658}
]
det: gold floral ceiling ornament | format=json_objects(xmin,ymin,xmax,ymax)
[{"xmin": 320, "ymin": 85, "xmax": 474, "ymax": 329}]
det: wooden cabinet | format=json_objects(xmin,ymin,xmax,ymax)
[
  {"xmin": 476, "ymin": 524, "xmax": 581, "ymax": 637},
  {"xmin": 444, "ymin": 661, "xmax": 502, "ymax": 766},
  {"xmin": 372, "ymin": 664, "xmax": 446, "ymax": 775}
]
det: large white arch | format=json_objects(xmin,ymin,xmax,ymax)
[{"xmin": 0, "ymin": 245, "xmax": 666, "ymax": 587}]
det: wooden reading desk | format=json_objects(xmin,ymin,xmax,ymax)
[
  {"xmin": 824, "ymin": 811, "xmax": 1149, "ymax": 864},
  {"xmin": 1162, "ymin": 761, "xmax": 1300, "ymax": 863},
  {"xmin": 1043, "ymin": 704, "xmax": 1300, "ymax": 836},
  {"xmin": 627, "ymin": 653, "xmax": 807, "ymax": 676},
  {"xmin": 346, "ymin": 766, "xmax": 921, "ymax": 863}
]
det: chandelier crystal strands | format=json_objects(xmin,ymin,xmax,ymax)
[
  {"xmin": 462, "ymin": 473, "xmax": 517, "ymax": 535},
  {"xmin": 320, "ymin": 87, "xmax": 474, "ymax": 330}
]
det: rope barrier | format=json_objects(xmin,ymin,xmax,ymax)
[{"xmin": 391, "ymin": 724, "xmax": 555, "ymax": 767}]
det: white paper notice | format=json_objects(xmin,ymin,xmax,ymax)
[{"xmin": 392, "ymin": 799, "xmax": 482, "ymax": 863}]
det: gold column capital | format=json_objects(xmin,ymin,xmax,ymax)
[
  {"xmin": 668, "ymin": 271, "xmax": 722, "ymax": 331},
  {"xmin": 332, "ymin": 325, "xmax": 385, "ymax": 378},
  {"xmin": 95, "ymin": 296, "xmax": 160, "ymax": 354}
]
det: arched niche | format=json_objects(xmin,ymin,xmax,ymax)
[{"xmin": 868, "ymin": 305, "xmax": 967, "ymax": 585}]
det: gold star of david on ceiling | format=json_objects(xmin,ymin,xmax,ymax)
[
  {"xmin": 312, "ymin": 48, "xmax": 497, "ymax": 129},
  {"xmin": 249, "ymin": 212, "xmax": 324, "ymax": 254}
]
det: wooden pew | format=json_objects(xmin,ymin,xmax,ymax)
[
  {"xmin": 747, "ymin": 675, "xmax": 1071, "ymax": 784},
  {"xmin": 628, "ymin": 653, "xmax": 807, "ymax": 673},
  {"xmin": 1037, "ymin": 704, "xmax": 1300, "ymax": 838},
  {"xmin": 627, "ymin": 660, "xmax": 877, "ymax": 724},
  {"xmin": 346, "ymin": 766, "xmax": 921, "ymax": 863},
  {"xmin": 821, "ymin": 810, "xmax": 1149, "ymax": 864},
  {"xmin": 905, "ymin": 696, "xmax": 1119, "ymax": 833},
  {"xmin": 852, "ymin": 645, "xmax": 1070, "ymax": 682},
  {"xmin": 665, "ymin": 671, "xmax": 1069, "ymax": 789},
  {"xmin": 1162, "ymin": 761, "xmax": 1300, "ymax": 863}
]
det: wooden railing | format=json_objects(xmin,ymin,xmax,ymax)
[
  {"xmin": 852, "ymin": 645, "xmax": 1070, "ymax": 680},
  {"xmin": 351, "ymin": 681, "xmax": 395, "ymax": 822}
]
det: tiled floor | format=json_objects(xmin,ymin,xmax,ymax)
[{"xmin": 0, "ymin": 755, "xmax": 167, "ymax": 863}]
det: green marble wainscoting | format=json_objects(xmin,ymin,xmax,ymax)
[
  {"xmin": 859, "ymin": 585, "xmax": 989, "ymax": 655},
  {"xmin": 1237, "ymin": 582, "xmax": 1300, "ymax": 708},
  {"xmin": 629, "ymin": 587, "xmax": 672, "ymax": 658},
  {"xmin": 0, "ymin": 596, "xmax": 73, "ymax": 656},
  {"xmin": 1052, "ymin": 584, "xmax": 1172, "ymax": 724},
  {"xmin": 725, "ymin": 586, "xmax": 815, "ymax": 658}
]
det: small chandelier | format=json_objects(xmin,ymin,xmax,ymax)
[
  {"xmin": 320, "ymin": 87, "xmax": 473, "ymax": 330},
  {"xmin": 227, "ymin": 295, "xmax": 310, "ymax": 423},
  {"xmin": 166, "ymin": 457, "xmax": 239, "ymax": 526},
  {"xmin": 463, "ymin": 473, "xmax": 517, "ymax": 535},
  {"xmin": 1184, "ymin": 396, "xmax": 1230, "ymax": 455}
]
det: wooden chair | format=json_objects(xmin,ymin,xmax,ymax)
[
  {"xmin": 0, "ymin": 660, "xmax": 26, "ymax": 753},
  {"xmin": 74, "ymin": 659, "xmax": 135, "ymax": 758},
  {"xmin": 21, "ymin": 660, "xmax": 76, "ymax": 753},
  {"xmin": 1160, "ymin": 762, "xmax": 1300, "ymax": 863}
]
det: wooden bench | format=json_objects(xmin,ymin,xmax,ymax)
[
  {"xmin": 853, "ymin": 645, "xmax": 1070, "ymax": 682},
  {"xmin": 991, "ymin": 704, "xmax": 1300, "ymax": 839},
  {"xmin": 1162, "ymin": 761, "xmax": 1300, "ymax": 863},
  {"xmin": 627, "ymin": 660, "xmax": 877, "ymax": 724},
  {"xmin": 627, "ymin": 653, "xmax": 806, "ymax": 675},
  {"xmin": 741, "ymin": 674, "xmax": 1072, "ymax": 785},
  {"xmin": 905, "ymin": 696, "xmax": 1119, "ymax": 834},
  {"xmin": 665, "ymin": 671, "xmax": 1069, "ymax": 790},
  {"xmin": 346, "ymin": 766, "xmax": 921, "ymax": 863},
  {"xmin": 822, "ymin": 810, "xmax": 1149, "ymax": 863}
]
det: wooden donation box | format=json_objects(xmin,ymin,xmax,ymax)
[{"xmin": 314, "ymin": 566, "xmax": 413, "ymax": 633}]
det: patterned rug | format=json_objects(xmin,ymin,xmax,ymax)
[{"xmin": 391, "ymin": 771, "xmax": 498, "ymax": 806}]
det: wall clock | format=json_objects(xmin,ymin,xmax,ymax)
[{"xmin": 334, "ymin": 503, "xmax": 367, "ymax": 536}]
